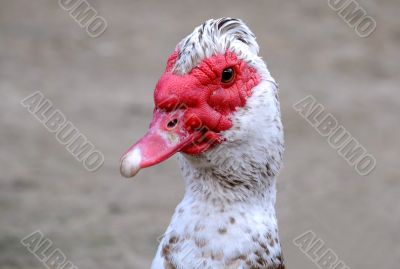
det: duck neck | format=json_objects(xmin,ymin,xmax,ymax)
[
  {"xmin": 157, "ymin": 151, "xmax": 284, "ymax": 268},
  {"xmin": 180, "ymin": 151, "xmax": 278, "ymax": 205},
  {"xmin": 179, "ymin": 156, "xmax": 280, "ymax": 239}
]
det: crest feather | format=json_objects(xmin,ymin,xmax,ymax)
[{"xmin": 172, "ymin": 18, "xmax": 260, "ymax": 75}]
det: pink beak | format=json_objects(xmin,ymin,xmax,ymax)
[{"xmin": 120, "ymin": 109, "xmax": 201, "ymax": 178}]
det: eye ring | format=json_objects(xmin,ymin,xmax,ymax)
[{"xmin": 221, "ymin": 67, "xmax": 235, "ymax": 84}]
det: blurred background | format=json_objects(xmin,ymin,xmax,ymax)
[{"xmin": 1, "ymin": 0, "xmax": 399, "ymax": 268}]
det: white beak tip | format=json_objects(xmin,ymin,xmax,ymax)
[{"xmin": 120, "ymin": 149, "xmax": 141, "ymax": 178}]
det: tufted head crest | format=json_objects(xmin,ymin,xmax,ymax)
[{"xmin": 172, "ymin": 18, "xmax": 260, "ymax": 75}]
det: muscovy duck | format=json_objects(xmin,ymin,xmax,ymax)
[{"xmin": 120, "ymin": 17, "xmax": 285, "ymax": 269}]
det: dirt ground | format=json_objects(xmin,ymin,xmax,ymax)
[{"xmin": 1, "ymin": 0, "xmax": 399, "ymax": 268}]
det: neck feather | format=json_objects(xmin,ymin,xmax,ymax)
[{"xmin": 156, "ymin": 157, "xmax": 284, "ymax": 269}]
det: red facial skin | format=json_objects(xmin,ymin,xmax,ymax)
[
  {"xmin": 120, "ymin": 50, "xmax": 260, "ymax": 177},
  {"xmin": 154, "ymin": 50, "xmax": 260, "ymax": 154}
]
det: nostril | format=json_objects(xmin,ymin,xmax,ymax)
[{"xmin": 167, "ymin": 119, "xmax": 178, "ymax": 129}]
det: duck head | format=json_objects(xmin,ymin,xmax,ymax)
[{"xmin": 120, "ymin": 18, "xmax": 283, "ymax": 180}]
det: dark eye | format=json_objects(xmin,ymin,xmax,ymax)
[{"xmin": 221, "ymin": 67, "xmax": 235, "ymax": 83}]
